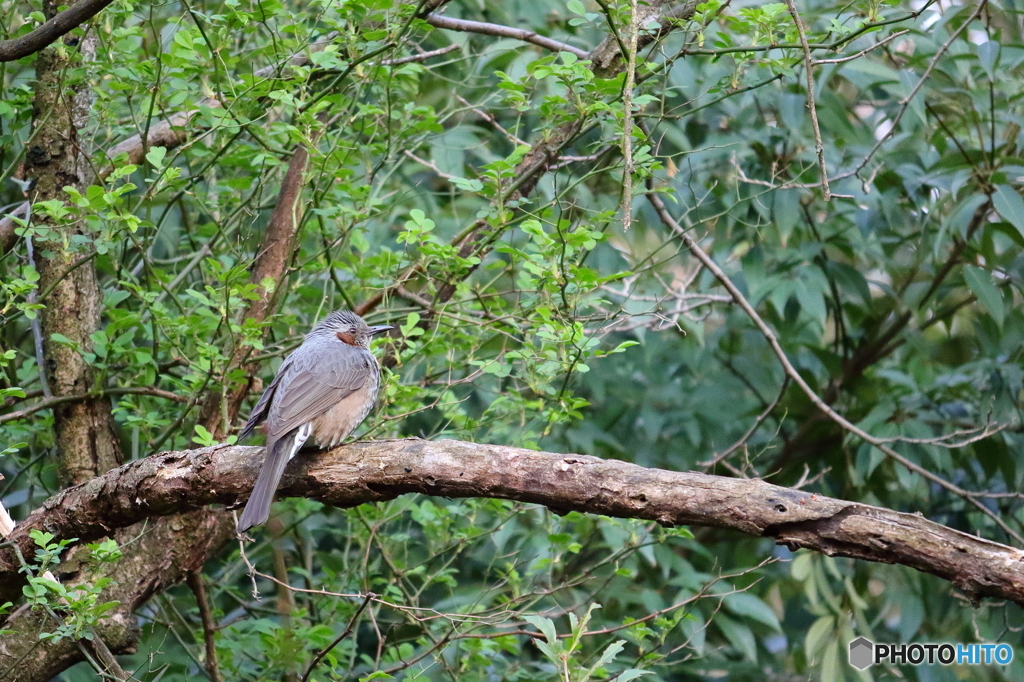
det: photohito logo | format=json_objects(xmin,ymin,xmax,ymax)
[{"xmin": 848, "ymin": 637, "xmax": 1014, "ymax": 669}]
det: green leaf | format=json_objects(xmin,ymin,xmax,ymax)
[
  {"xmin": 359, "ymin": 673, "xmax": 394, "ymax": 682},
  {"xmin": 977, "ymin": 41, "xmax": 999, "ymax": 79},
  {"xmin": 724, "ymin": 592, "xmax": 782, "ymax": 631},
  {"xmin": 772, "ymin": 189, "xmax": 800, "ymax": 244},
  {"xmin": 716, "ymin": 613, "xmax": 757, "ymax": 661},
  {"xmin": 49, "ymin": 333, "xmax": 76, "ymax": 346},
  {"xmin": 589, "ymin": 639, "xmax": 625, "ymax": 673},
  {"xmin": 794, "ymin": 278, "xmax": 827, "ymax": 327},
  {"xmin": 805, "ymin": 615, "xmax": 835, "ymax": 657},
  {"xmin": 145, "ymin": 146, "xmax": 167, "ymax": 169},
  {"xmin": 963, "ymin": 265, "xmax": 1004, "ymax": 327},
  {"xmin": 192, "ymin": 424, "xmax": 216, "ymax": 447},
  {"xmin": 524, "ymin": 615, "xmax": 558, "ymax": 645},
  {"xmin": 450, "ymin": 176, "xmax": 483, "ymax": 192},
  {"xmin": 992, "ymin": 185, "xmax": 1024, "ymax": 239}
]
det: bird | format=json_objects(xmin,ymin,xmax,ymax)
[{"xmin": 235, "ymin": 310, "xmax": 393, "ymax": 533}]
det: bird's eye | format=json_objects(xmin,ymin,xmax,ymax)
[{"xmin": 350, "ymin": 327, "xmax": 356, "ymax": 333}]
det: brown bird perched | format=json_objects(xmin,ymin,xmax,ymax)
[{"xmin": 236, "ymin": 310, "xmax": 393, "ymax": 533}]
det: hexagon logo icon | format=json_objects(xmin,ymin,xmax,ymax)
[{"xmin": 849, "ymin": 637, "xmax": 874, "ymax": 670}]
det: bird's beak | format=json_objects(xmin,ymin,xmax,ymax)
[{"xmin": 369, "ymin": 325, "xmax": 394, "ymax": 336}]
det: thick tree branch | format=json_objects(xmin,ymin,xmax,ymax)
[
  {"xmin": 2, "ymin": 439, "xmax": 1023, "ymax": 608},
  {"xmin": 104, "ymin": 98, "xmax": 221, "ymax": 170},
  {"xmin": 197, "ymin": 141, "xmax": 313, "ymax": 437},
  {"xmin": 0, "ymin": 0, "xmax": 114, "ymax": 63}
]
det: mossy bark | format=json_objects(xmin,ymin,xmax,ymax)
[{"xmin": 22, "ymin": 17, "xmax": 122, "ymax": 486}]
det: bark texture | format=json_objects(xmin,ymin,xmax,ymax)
[
  {"xmin": 2, "ymin": 439, "xmax": 1022, "ymax": 610},
  {"xmin": 0, "ymin": 509, "xmax": 234, "ymax": 682},
  {"xmin": 23, "ymin": 13, "xmax": 122, "ymax": 485}
]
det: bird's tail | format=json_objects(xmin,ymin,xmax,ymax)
[{"xmin": 237, "ymin": 428, "xmax": 302, "ymax": 532}]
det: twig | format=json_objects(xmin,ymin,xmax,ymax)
[
  {"xmin": 252, "ymin": 33, "xmax": 339, "ymax": 79},
  {"xmin": 0, "ymin": 386, "xmax": 187, "ymax": 426},
  {"xmin": 786, "ymin": 0, "xmax": 830, "ymax": 201},
  {"xmin": 620, "ymin": 0, "xmax": 641, "ymax": 230},
  {"xmin": 299, "ymin": 593, "xmax": 374, "ymax": 682},
  {"xmin": 381, "ymin": 43, "xmax": 459, "ymax": 65},
  {"xmin": 701, "ymin": 378, "xmax": 789, "ymax": 472},
  {"xmin": 876, "ymin": 423, "xmax": 1007, "ymax": 448},
  {"xmin": 426, "ymin": 14, "xmax": 590, "ymax": 59},
  {"xmin": 24, "ymin": 232, "xmax": 52, "ymax": 398},
  {"xmin": 87, "ymin": 636, "xmax": 129, "ymax": 681},
  {"xmin": 646, "ymin": 183, "xmax": 1024, "ymax": 546},
  {"xmin": 455, "ymin": 95, "xmax": 527, "ymax": 146},
  {"xmin": 187, "ymin": 571, "xmax": 224, "ymax": 682},
  {"xmin": 403, "ymin": 149, "xmax": 456, "ymax": 180},
  {"xmin": 811, "ymin": 29, "xmax": 909, "ymax": 65}
]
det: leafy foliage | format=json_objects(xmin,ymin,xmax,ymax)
[{"xmin": 1, "ymin": 0, "xmax": 1023, "ymax": 679}]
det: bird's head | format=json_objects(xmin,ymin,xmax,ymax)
[{"xmin": 312, "ymin": 310, "xmax": 393, "ymax": 348}]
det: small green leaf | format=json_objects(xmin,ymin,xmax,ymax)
[
  {"xmin": 145, "ymin": 146, "xmax": 167, "ymax": 169},
  {"xmin": 804, "ymin": 614, "xmax": 835, "ymax": 657},
  {"xmin": 963, "ymin": 265, "xmax": 1004, "ymax": 327},
  {"xmin": 724, "ymin": 592, "xmax": 782, "ymax": 631},
  {"xmin": 524, "ymin": 615, "xmax": 558, "ymax": 645},
  {"xmin": 450, "ymin": 177, "xmax": 483, "ymax": 192},
  {"xmin": 992, "ymin": 185, "xmax": 1024, "ymax": 239},
  {"xmin": 977, "ymin": 41, "xmax": 999, "ymax": 79},
  {"xmin": 192, "ymin": 424, "xmax": 216, "ymax": 446}
]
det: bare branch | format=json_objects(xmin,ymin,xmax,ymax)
[
  {"xmin": 785, "ymin": 0, "xmax": 831, "ymax": 201},
  {"xmin": 186, "ymin": 571, "xmax": 224, "ymax": 682},
  {"xmin": 1, "ymin": 439, "xmax": 1023, "ymax": 607},
  {"xmin": 811, "ymin": 29, "xmax": 908, "ymax": 65},
  {"xmin": 197, "ymin": 137, "xmax": 316, "ymax": 437},
  {"xmin": 403, "ymin": 149, "xmax": 457, "ymax": 180},
  {"xmin": 426, "ymin": 14, "xmax": 590, "ymax": 59},
  {"xmin": 0, "ymin": 386, "xmax": 189, "ymax": 426},
  {"xmin": 104, "ymin": 99, "xmax": 221, "ymax": 172},
  {"xmin": 382, "ymin": 43, "xmax": 459, "ymax": 65}
]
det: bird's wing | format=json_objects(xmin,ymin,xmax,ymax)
[
  {"xmin": 264, "ymin": 338, "xmax": 375, "ymax": 439},
  {"xmin": 238, "ymin": 355, "xmax": 295, "ymax": 441}
]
